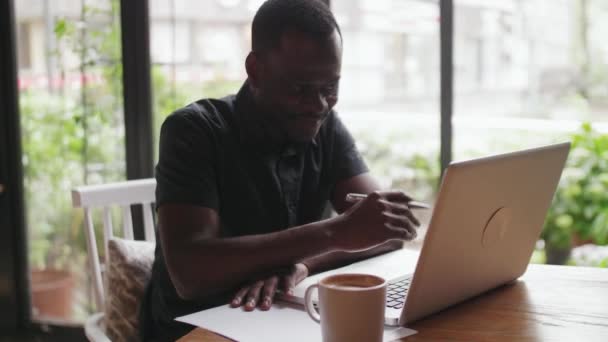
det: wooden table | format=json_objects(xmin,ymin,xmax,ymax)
[{"xmin": 178, "ymin": 264, "xmax": 608, "ymax": 341}]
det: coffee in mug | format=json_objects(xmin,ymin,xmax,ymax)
[{"xmin": 304, "ymin": 273, "xmax": 387, "ymax": 342}]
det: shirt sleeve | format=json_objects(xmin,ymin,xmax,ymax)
[
  {"xmin": 330, "ymin": 113, "xmax": 369, "ymax": 182},
  {"xmin": 155, "ymin": 110, "xmax": 219, "ymax": 210}
]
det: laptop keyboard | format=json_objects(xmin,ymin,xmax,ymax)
[{"xmin": 386, "ymin": 276, "xmax": 412, "ymax": 309}]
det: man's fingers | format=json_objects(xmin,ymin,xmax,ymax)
[
  {"xmin": 231, "ymin": 286, "xmax": 250, "ymax": 307},
  {"xmin": 383, "ymin": 211, "xmax": 418, "ymax": 233},
  {"xmin": 296, "ymin": 263, "xmax": 309, "ymax": 283},
  {"xmin": 282, "ymin": 266, "xmax": 298, "ymax": 294},
  {"xmin": 385, "ymin": 222, "xmax": 417, "ymax": 241},
  {"xmin": 377, "ymin": 190, "xmax": 413, "ymax": 203},
  {"xmin": 260, "ymin": 276, "xmax": 279, "ymax": 311},
  {"xmin": 281, "ymin": 263, "xmax": 309, "ymax": 294},
  {"xmin": 232, "ymin": 276, "xmax": 284, "ymax": 311},
  {"xmin": 244, "ymin": 280, "xmax": 264, "ymax": 311},
  {"xmin": 282, "ymin": 271, "xmax": 296, "ymax": 294},
  {"xmin": 383, "ymin": 202, "xmax": 421, "ymax": 227}
]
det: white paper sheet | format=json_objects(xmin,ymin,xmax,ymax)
[{"xmin": 176, "ymin": 302, "xmax": 417, "ymax": 342}]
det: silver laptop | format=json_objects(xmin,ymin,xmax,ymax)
[{"xmin": 281, "ymin": 142, "xmax": 570, "ymax": 326}]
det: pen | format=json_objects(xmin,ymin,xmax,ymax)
[{"xmin": 345, "ymin": 193, "xmax": 431, "ymax": 209}]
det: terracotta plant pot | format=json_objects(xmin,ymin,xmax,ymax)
[{"xmin": 31, "ymin": 269, "xmax": 75, "ymax": 319}]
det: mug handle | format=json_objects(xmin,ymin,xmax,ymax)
[{"xmin": 304, "ymin": 284, "xmax": 321, "ymax": 323}]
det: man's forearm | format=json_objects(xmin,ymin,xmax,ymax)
[
  {"xmin": 301, "ymin": 240, "xmax": 403, "ymax": 275},
  {"xmin": 165, "ymin": 216, "xmax": 343, "ymax": 300}
]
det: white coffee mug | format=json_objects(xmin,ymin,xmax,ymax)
[{"xmin": 304, "ymin": 273, "xmax": 387, "ymax": 342}]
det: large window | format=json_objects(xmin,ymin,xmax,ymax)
[
  {"xmin": 149, "ymin": 0, "xmax": 251, "ymax": 158},
  {"xmin": 149, "ymin": 0, "xmax": 441, "ymax": 207},
  {"xmin": 453, "ymin": 0, "xmax": 608, "ymax": 160},
  {"xmin": 332, "ymin": 0, "xmax": 441, "ymax": 207},
  {"xmin": 15, "ymin": 0, "xmax": 125, "ymax": 323}
]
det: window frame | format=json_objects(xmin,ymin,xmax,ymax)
[{"xmin": 0, "ymin": 0, "xmax": 29, "ymax": 333}]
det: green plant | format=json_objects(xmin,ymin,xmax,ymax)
[
  {"xmin": 21, "ymin": 91, "xmax": 82, "ymax": 270},
  {"xmin": 542, "ymin": 122, "xmax": 608, "ymax": 251},
  {"xmin": 23, "ymin": 1, "xmax": 125, "ymax": 273}
]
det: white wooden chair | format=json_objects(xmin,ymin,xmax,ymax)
[{"xmin": 71, "ymin": 178, "xmax": 157, "ymax": 341}]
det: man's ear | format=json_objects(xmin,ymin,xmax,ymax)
[{"xmin": 245, "ymin": 51, "xmax": 260, "ymax": 89}]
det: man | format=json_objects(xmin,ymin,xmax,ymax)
[{"xmin": 140, "ymin": 0, "xmax": 421, "ymax": 340}]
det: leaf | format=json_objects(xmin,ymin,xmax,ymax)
[
  {"xmin": 556, "ymin": 214, "xmax": 574, "ymax": 229},
  {"xmin": 54, "ymin": 19, "xmax": 67, "ymax": 38},
  {"xmin": 591, "ymin": 210, "xmax": 608, "ymax": 245}
]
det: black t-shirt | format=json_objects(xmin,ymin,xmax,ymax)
[{"xmin": 140, "ymin": 82, "xmax": 368, "ymax": 340}]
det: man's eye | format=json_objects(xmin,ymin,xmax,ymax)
[{"xmin": 322, "ymin": 84, "xmax": 338, "ymax": 96}]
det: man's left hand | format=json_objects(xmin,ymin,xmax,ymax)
[{"xmin": 230, "ymin": 263, "xmax": 309, "ymax": 311}]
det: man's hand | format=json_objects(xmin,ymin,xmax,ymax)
[
  {"xmin": 230, "ymin": 263, "xmax": 309, "ymax": 311},
  {"xmin": 282, "ymin": 263, "xmax": 309, "ymax": 295},
  {"xmin": 334, "ymin": 190, "xmax": 421, "ymax": 251}
]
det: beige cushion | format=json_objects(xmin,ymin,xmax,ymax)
[{"xmin": 104, "ymin": 238, "xmax": 155, "ymax": 342}]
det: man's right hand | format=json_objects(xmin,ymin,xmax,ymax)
[
  {"xmin": 230, "ymin": 275, "xmax": 279, "ymax": 311},
  {"xmin": 230, "ymin": 263, "xmax": 309, "ymax": 311},
  {"xmin": 333, "ymin": 190, "xmax": 421, "ymax": 251}
]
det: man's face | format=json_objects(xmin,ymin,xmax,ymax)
[{"xmin": 251, "ymin": 29, "xmax": 342, "ymax": 143}]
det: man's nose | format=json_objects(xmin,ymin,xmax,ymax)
[{"xmin": 301, "ymin": 91, "xmax": 328, "ymax": 115}]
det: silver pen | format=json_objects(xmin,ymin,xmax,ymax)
[{"xmin": 345, "ymin": 193, "xmax": 431, "ymax": 209}]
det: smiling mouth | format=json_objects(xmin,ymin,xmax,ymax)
[
  {"xmin": 301, "ymin": 116, "xmax": 322, "ymax": 121},
  {"xmin": 296, "ymin": 114, "xmax": 325, "ymax": 122},
  {"xmin": 298, "ymin": 117, "xmax": 324, "ymax": 129}
]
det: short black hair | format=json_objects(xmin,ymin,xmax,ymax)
[{"xmin": 251, "ymin": 0, "xmax": 341, "ymax": 53}]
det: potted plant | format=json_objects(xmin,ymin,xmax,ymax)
[
  {"xmin": 541, "ymin": 123, "xmax": 608, "ymax": 264},
  {"xmin": 542, "ymin": 205, "xmax": 574, "ymax": 265},
  {"xmin": 28, "ymin": 196, "xmax": 89, "ymax": 320}
]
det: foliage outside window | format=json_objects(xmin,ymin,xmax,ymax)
[
  {"xmin": 20, "ymin": 0, "xmax": 125, "ymax": 321},
  {"xmin": 543, "ymin": 123, "xmax": 608, "ymax": 250}
]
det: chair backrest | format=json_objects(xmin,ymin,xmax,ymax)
[{"xmin": 71, "ymin": 178, "xmax": 157, "ymax": 311}]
